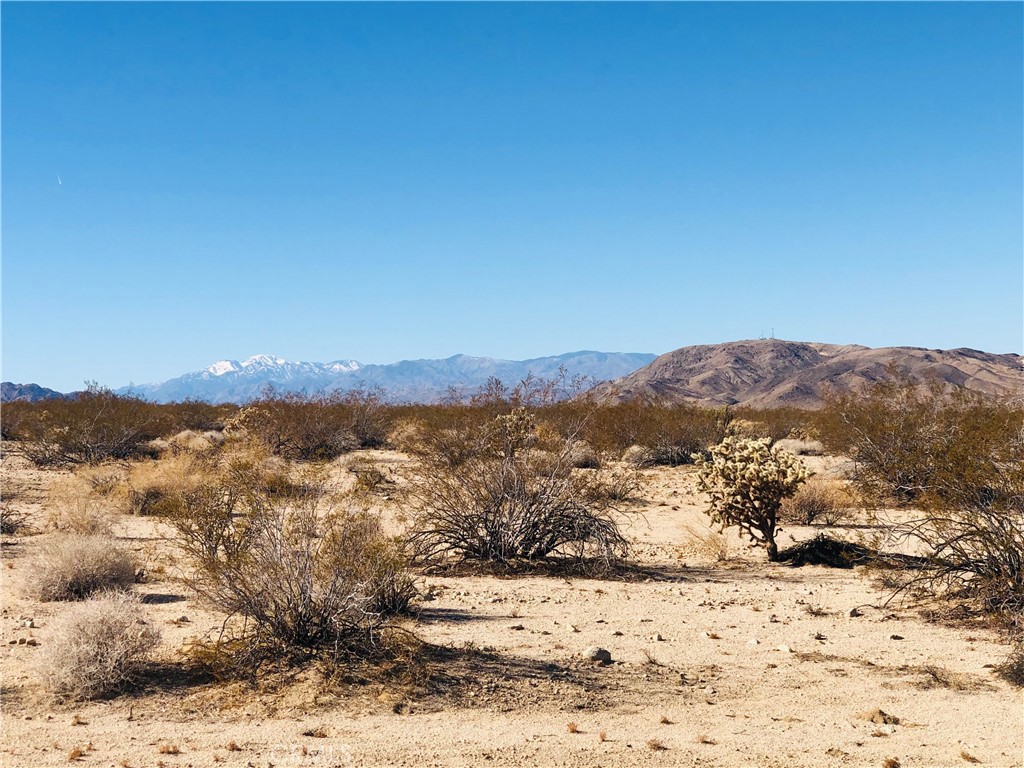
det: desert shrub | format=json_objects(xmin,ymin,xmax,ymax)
[
  {"xmin": 10, "ymin": 387, "xmax": 161, "ymax": 466},
  {"xmin": 580, "ymin": 401, "xmax": 729, "ymax": 466},
  {"xmin": 407, "ymin": 406, "xmax": 634, "ymax": 570},
  {"xmin": 38, "ymin": 591, "xmax": 160, "ymax": 700},
  {"xmin": 27, "ymin": 534, "xmax": 137, "ymax": 601},
  {"xmin": 172, "ymin": 469, "xmax": 414, "ymax": 668},
  {"xmin": 336, "ymin": 386, "xmax": 393, "ymax": 449},
  {"xmin": 998, "ymin": 642, "xmax": 1024, "ymax": 687},
  {"xmin": 732, "ymin": 407, "xmax": 815, "ymax": 442},
  {"xmin": 46, "ymin": 477, "xmax": 114, "ymax": 534},
  {"xmin": 822, "ymin": 376, "xmax": 1024, "ymax": 623},
  {"xmin": 0, "ymin": 505, "xmax": 30, "ymax": 535},
  {"xmin": 780, "ymin": 475, "xmax": 856, "ymax": 525},
  {"xmin": 225, "ymin": 393, "xmax": 359, "ymax": 461},
  {"xmin": 773, "ymin": 438, "xmax": 824, "ymax": 456},
  {"xmin": 693, "ymin": 436, "xmax": 809, "ymax": 561},
  {"xmin": 121, "ymin": 453, "xmax": 212, "ymax": 516}
]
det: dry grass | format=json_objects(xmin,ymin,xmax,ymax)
[
  {"xmin": 597, "ymin": 731, "xmax": 607, "ymax": 743},
  {"xmin": 46, "ymin": 476, "xmax": 113, "ymax": 535},
  {"xmin": 26, "ymin": 534, "xmax": 137, "ymax": 601},
  {"xmin": 780, "ymin": 474, "xmax": 856, "ymax": 526},
  {"xmin": 38, "ymin": 592, "xmax": 160, "ymax": 700},
  {"xmin": 566, "ymin": 722, "xmax": 579, "ymax": 734},
  {"xmin": 659, "ymin": 714, "xmax": 672, "ymax": 725},
  {"xmin": 696, "ymin": 734, "xmax": 717, "ymax": 745},
  {"xmin": 774, "ymin": 438, "xmax": 824, "ymax": 456},
  {"xmin": 678, "ymin": 525, "xmax": 730, "ymax": 563},
  {"xmin": 157, "ymin": 744, "xmax": 181, "ymax": 755},
  {"xmin": 882, "ymin": 758, "xmax": 901, "ymax": 768},
  {"xmin": 960, "ymin": 750, "xmax": 981, "ymax": 763},
  {"xmin": 646, "ymin": 738, "xmax": 667, "ymax": 751}
]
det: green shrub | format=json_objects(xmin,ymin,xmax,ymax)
[{"xmin": 694, "ymin": 436, "xmax": 808, "ymax": 560}]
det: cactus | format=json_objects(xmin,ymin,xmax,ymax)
[{"xmin": 693, "ymin": 436, "xmax": 808, "ymax": 560}]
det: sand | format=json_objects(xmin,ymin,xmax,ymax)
[{"xmin": 1, "ymin": 451, "xmax": 1021, "ymax": 768}]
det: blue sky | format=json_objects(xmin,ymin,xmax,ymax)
[{"xmin": 3, "ymin": 2, "xmax": 1021, "ymax": 391}]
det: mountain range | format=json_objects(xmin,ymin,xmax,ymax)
[
  {"xmin": 590, "ymin": 339, "xmax": 1023, "ymax": 408},
  {"xmin": 113, "ymin": 351, "xmax": 658, "ymax": 404},
  {"xmin": 4, "ymin": 341, "xmax": 1021, "ymax": 407}
]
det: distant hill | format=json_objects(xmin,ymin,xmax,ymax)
[
  {"xmin": 0, "ymin": 382, "xmax": 65, "ymax": 403},
  {"xmin": 118, "ymin": 351, "xmax": 658, "ymax": 404},
  {"xmin": 590, "ymin": 340, "xmax": 1024, "ymax": 409}
]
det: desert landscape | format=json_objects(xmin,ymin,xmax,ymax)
[
  {"xmin": 1, "ymin": 364, "xmax": 1021, "ymax": 768},
  {"xmin": 3, "ymin": 4, "xmax": 1021, "ymax": 767}
]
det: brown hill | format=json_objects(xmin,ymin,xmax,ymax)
[{"xmin": 590, "ymin": 340, "xmax": 1024, "ymax": 409}]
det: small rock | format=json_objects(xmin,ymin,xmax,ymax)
[
  {"xmin": 652, "ymin": 633, "xmax": 664, "ymax": 642},
  {"xmin": 177, "ymin": 615, "xmax": 190, "ymax": 623},
  {"xmin": 612, "ymin": 631, "xmax": 623, "ymax": 637},
  {"xmin": 510, "ymin": 624, "xmax": 525, "ymax": 631},
  {"xmin": 22, "ymin": 619, "xmax": 34, "ymax": 628},
  {"xmin": 17, "ymin": 637, "xmax": 26, "ymax": 645},
  {"xmin": 849, "ymin": 607, "xmax": 864, "ymax": 617},
  {"xmin": 583, "ymin": 646, "xmax": 612, "ymax": 665},
  {"xmin": 26, "ymin": 638, "xmax": 38, "ymax": 646},
  {"xmin": 890, "ymin": 634, "xmax": 904, "ymax": 641},
  {"xmin": 776, "ymin": 644, "xmax": 793, "ymax": 653},
  {"xmin": 747, "ymin": 638, "xmax": 760, "ymax": 646}
]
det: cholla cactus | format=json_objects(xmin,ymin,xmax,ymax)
[{"xmin": 693, "ymin": 436, "xmax": 808, "ymax": 561}]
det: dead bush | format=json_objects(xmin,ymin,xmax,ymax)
[
  {"xmin": 822, "ymin": 376, "xmax": 1024, "ymax": 623},
  {"xmin": 998, "ymin": 642, "xmax": 1024, "ymax": 687},
  {"xmin": 781, "ymin": 475, "xmax": 856, "ymax": 525},
  {"xmin": 38, "ymin": 591, "xmax": 160, "ymax": 700},
  {"xmin": 407, "ymin": 406, "xmax": 633, "ymax": 571},
  {"xmin": 0, "ymin": 504, "xmax": 30, "ymax": 535},
  {"xmin": 27, "ymin": 534, "xmax": 137, "ymax": 601},
  {"xmin": 46, "ymin": 477, "xmax": 114, "ymax": 535},
  {"xmin": 172, "ymin": 469, "xmax": 414, "ymax": 669}
]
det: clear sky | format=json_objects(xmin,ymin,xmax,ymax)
[{"xmin": 2, "ymin": 2, "xmax": 1021, "ymax": 391}]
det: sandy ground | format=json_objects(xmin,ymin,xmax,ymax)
[{"xmin": 1, "ymin": 450, "xmax": 1021, "ymax": 768}]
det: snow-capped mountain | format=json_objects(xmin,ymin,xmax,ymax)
[{"xmin": 117, "ymin": 351, "xmax": 657, "ymax": 404}]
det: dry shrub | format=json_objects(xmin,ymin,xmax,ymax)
[
  {"xmin": 38, "ymin": 591, "xmax": 160, "ymax": 700},
  {"xmin": 406, "ymin": 407, "xmax": 634, "ymax": 571},
  {"xmin": 997, "ymin": 642, "xmax": 1024, "ymax": 687},
  {"xmin": 26, "ymin": 534, "xmax": 137, "ymax": 601},
  {"xmin": 578, "ymin": 400, "xmax": 730, "ymax": 466},
  {"xmin": 1, "ymin": 505, "xmax": 30, "ymax": 535},
  {"xmin": 822, "ymin": 376, "xmax": 1024, "ymax": 624},
  {"xmin": 172, "ymin": 467, "xmax": 414, "ymax": 670},
  {"xmin": 46, "ymin": 477, "xmax": 113, "ymax": 535},
  {"xmin": 121, "ymin": 453, "xmax": 209, "ymax": 516},
  {"xmin": 781, "ymin": 475, "xmax": 856, "ymax": 526},
  {"xmin": 774, "ymin": 438, "xmax": 824, "ymax": 456},
  {"xmin": 224, "ymin": 389, "xmax": 391, "ymax": 462},
  {"xmin": 153, "ymin": 429, "xmax": 225, "ymax": 456},
  {"xmin": 11, "ymin": 387, "xmax": 161, "ymax": 467},
  {"xmin": 677, "ymin": 526, "xmax": 730, "ymax": 563},
  {"xmin": 76, "ymin": 465, "xmax": 127, "ymax": 497}
]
